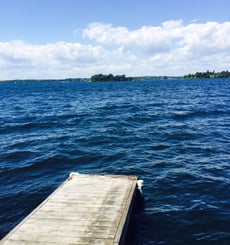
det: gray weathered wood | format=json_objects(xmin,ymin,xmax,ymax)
[{"xmin": 0, "ymin": 173, "xmax": 138, "ymax": 245}]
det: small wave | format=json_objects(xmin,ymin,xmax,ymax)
[{"xmin": 172, "ymin": 109, "xmax": 229, "ymax": 121}]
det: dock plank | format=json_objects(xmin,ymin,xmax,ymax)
[{"xmin": 1, "ymin": 173, "xmax": 138, "ymax": 245}]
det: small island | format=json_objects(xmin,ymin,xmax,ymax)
[{"xmin": 90, "ymin": 73, "xmax": 133, "ymax": 82}]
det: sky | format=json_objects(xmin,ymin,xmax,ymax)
[{"xmin": 0, "ymin": 0, "xmax": 229, "ymax": 80}]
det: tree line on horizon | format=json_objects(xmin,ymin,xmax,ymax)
[
  {"xmin": 184, "ymin": 70, "xmax": 230, "ymax": 79},
  {"xmin": 90, "ymin": 71, "xmax": 230, "ymax": 82}
]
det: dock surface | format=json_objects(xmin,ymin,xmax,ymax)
[{"xmin": 1, "ymin": 173, "xmax": 138, "ymax": 245}]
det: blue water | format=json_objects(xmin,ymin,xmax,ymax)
[{"xmin": 0, "ymin": 79, "xmax": 229, "ymax": 244}]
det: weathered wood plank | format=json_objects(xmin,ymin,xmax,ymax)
[
  {"xmin": 0, "ymin": 173, "xmax": 138, "ymax": 245},
  {"xmin": 2, "ymin": 238, "xmax": 114, "ymax": 245}
]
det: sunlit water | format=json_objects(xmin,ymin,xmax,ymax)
[{"xmin": 0, "ymin": 79, "xmax": 229, "ymax": 244}]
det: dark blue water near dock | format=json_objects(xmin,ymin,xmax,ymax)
[{"xmin": 0, "ymin": 79, "xmax": 229, "ymax": 244}]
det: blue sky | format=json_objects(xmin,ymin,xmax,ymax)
[{"xmin": 0, "ymin": 0, "xmax": 229, "ymax": 79}]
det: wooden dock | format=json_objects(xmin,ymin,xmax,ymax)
[{"xmin": 0, "ymin": 173, "xmax": 139, "ymax": 245}]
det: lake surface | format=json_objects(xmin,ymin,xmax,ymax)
[{"xmin": 0, "ymin": 79, "xmax": 229, "ymax": 244}]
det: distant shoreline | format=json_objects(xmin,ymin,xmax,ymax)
[
  {"xmin": 0, "ymin": 76, "xmax": 183, "ymax": 83},
  {"xmin": 1, "ymin": 70, "xmax": 230, "ymax": 82}
]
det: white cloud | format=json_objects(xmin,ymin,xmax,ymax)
[
  {"xmin": 180, "ymin": 22, "xmax": 230, "ymax": 55},
  {"xmin": 0, "ymin": 20, "xmax": 229, "ymax": 80},
  {"xmin": 83, "ymin": 20, "xmax": 184, "ymax": 54},
  {"xmin": 83, "ymin": 21, "xmax": 230, "ymax": 55},
  {"xmin": 0, "ymin": 41, "xmax": 110, "ymax": 79}
]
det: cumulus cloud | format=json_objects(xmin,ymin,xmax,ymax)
[
  {"xmin": 83, "ymin": 20, "xmax": 184, "ymax": 54},
  {"xmin": 0, "ymin": 20, "xmax": 229, "ymax": 80},
  {"xmin": 0, "ymin": 41, "xmax": 110, "ymax": 79},
  {"xmin": 83, "ymin": 21, "xmax": 230, "ymax": 56},
  {"xmin": 181, "ymin": 22, "xmax": 230, "ymax": 55}
]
